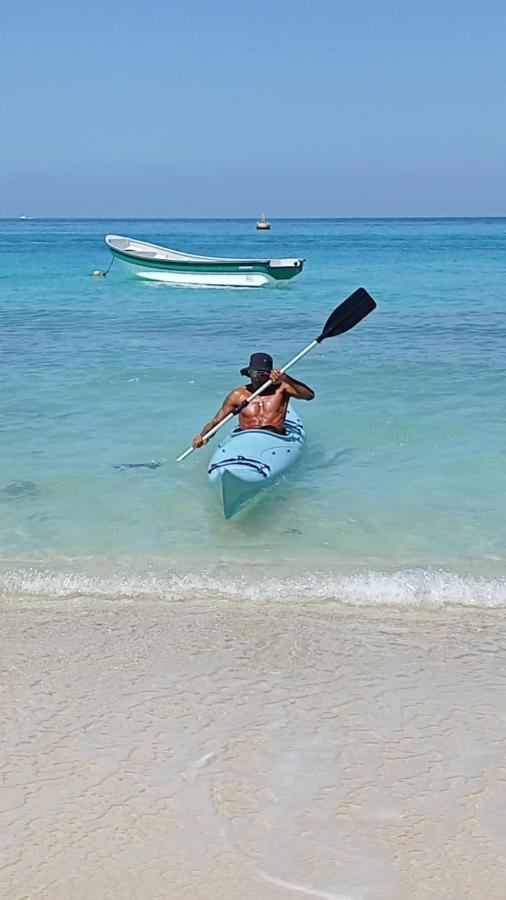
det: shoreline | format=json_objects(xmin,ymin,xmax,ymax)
[
  {"xmin": 1, "ymin": 558, "xmax": 506, "ymax": 609},
  {"xmin": 3, "ymin": 598, "xmax": 506, "ymax": 899}
]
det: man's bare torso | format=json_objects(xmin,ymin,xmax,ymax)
[
  {"xmin": 191, "ymin": 369, "xmax": 314, "ymax": 450},
  {"xmin": 231, "ymin": 384, "xmax": 290, "ymax": 432}
]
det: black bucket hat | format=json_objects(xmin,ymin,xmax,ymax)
[{"xmin": 240, "ymin": 352, "xmax": 273, "ymax": 377}]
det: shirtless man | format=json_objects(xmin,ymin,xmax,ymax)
[{"xmin": 192, "ymin": 352, "xmax": 315, "ymax": 449}]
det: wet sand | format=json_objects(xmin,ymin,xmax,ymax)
[{"xmin": 2, "ymin": 597, "xmax": 506, "ymax": 899}]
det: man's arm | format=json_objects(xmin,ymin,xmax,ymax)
[
  {"xmin": 192, "ymin": 389, "xmax": 243, "ymax": 448},
  {"xmin": 271, "ymin": 369, "xmax": 315, "ymax": 401}
]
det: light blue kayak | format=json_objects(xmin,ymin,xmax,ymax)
[{"xmin": 207, "ymin": 407, "xmax": 305, "ymax": 519}]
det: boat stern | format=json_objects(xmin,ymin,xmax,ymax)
[{"xmin": 268, "ymin": 258, "xmax": 305, "ymax": 281}]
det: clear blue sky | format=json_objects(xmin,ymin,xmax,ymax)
[{"xmin": 1, "ymin": 0, "xmax": 505, "ymax": 216}]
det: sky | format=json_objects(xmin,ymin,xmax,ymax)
[{"xmin": 1, "ymin": 0, "xmax": 505, "ymax": 216}]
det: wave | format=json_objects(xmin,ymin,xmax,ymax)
[{"xmin": 1, "ymin": 566, "xmax": 506, "ymax": 608}]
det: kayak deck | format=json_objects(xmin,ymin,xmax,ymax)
[{"xmin": 207, "ymin": 410, "xmax": 305, "ymax": 518}]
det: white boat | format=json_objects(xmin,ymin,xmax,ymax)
[{"xmin": 105, "ymin": 234, "xmax": 304, "ymax": 287}]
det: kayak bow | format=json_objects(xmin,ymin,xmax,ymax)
[{"xmin": 207, "ymin": 408, "xmax": 305, "ymax": 518}]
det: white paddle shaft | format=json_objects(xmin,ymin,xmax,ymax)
[{"xmin": 176, "ymin": 339, "xmax": 318, "ymax": 462}]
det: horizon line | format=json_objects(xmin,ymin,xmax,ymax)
[{"xmin": 2, "ymin": 215, "xmax": 506, "ymax": 221}]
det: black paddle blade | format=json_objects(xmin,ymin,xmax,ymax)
[{"xmin": 317, "ymin": 288, "xmax": 376, "ymax": 342}]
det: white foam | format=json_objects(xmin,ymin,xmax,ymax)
[{"xmin": 1, "ymin": 567, "xmax": 506, "ymax": 608}]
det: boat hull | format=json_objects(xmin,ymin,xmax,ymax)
[
  {"xmin": 118, "ymin": 258, "xmax": 275, "ymax": 287},
  {"xmin": 207, "ymin": 408, "xmax": 305, "ymax": 518}
]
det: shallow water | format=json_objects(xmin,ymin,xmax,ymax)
[{"xmin": 1, "ymin": 217, "xmax": 505, "ymax": 605}]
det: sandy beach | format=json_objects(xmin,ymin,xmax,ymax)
[{"xmin": 2, "ymin": 597, "xmax": 506, "ymax": 899}]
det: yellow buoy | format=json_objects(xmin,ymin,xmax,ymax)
[{"xmin": 92, "ymin": 270, "xmax": 104, "ymax": 277}]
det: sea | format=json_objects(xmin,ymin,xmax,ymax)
[{"xmin": 1, "ymin": 217, "xmax": 505, "ymax": 608}]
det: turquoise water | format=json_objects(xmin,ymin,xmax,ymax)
[{"xmin": 1, "ymin": 218, "xmax": 505, "ymax": 605}]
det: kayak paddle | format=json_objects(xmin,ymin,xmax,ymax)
[{"xmin": 176, "ymin": 287, "xmax": 376, "ymax": 462}]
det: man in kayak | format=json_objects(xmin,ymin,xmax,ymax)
[{"xmin": 192, "ymin": 352, "xmax": 314, "ymax": 449}]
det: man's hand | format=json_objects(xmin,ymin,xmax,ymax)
[
  {"xmin": 269, "ymin": 368, "xmax": 284, "ymax": 385},
  {"xmin": 192, "ymin": 434, "xmax": 207, "ymax": 449}
]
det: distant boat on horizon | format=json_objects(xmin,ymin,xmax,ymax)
[{"xmin": 256, "ymin": 214, "xmax": 271, "ymax": 231}]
